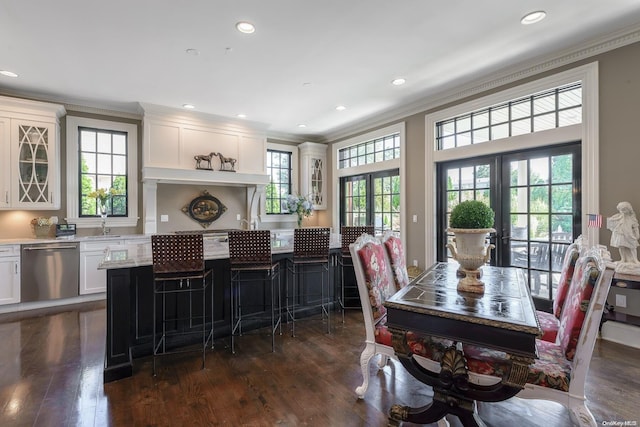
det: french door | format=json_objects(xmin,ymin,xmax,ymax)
[
  {"xmin": 437, "ymin": 143, "xmax": 581, "ymax": 308},
  {"xmin": 340, "ymin": 169, "xmax": 400, "ymax": 235}
]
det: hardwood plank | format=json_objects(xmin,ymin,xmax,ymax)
[{"xmin": 0, "ymin": 302, "xmax": 638, "ymax": 426}]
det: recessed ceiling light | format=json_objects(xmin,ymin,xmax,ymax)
[
  {"xmin": 236, "ymin": 21, "xmax": 255, "ymax": 34},
  {"xmin": 185, "ymin": 48, "xmax": 200, "ymax": 56},
  {"xmin": 391, "ymin": 78, "xmax": 406, "ymax": 86},
  {"xmin": 237, "ymin": 113, "xmax": 246, "ymax": 119},
  {"xmin": 336, "ymin": 105, "xmax": 346, "ymax": 111},
  {"xmin": 182, "ymin": 104, "xmax": 195, "ymax": 109},
  {"xmin": 0, "ymin": 70, "xmax": 18, "ymax": 78},
  {"xmin": 297, "ymin": 124, "xmax": 307, "ymax": 128},
  {"xmin": 521, "ymin": 10, "xmax": 546, "ymax": 25}
]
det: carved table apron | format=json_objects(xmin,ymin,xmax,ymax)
[{"xmin": 384, "ymin": 262, "xmax": 541, "ymax": 427}]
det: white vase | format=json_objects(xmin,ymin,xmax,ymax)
[{"xmin": 447, "ymin": 228, "xmax": 495, "ymax": 293}]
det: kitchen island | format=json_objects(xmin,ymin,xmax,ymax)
[{"xmin": 100, "ymin": 233, "xmax": 342, "ymax": 383}]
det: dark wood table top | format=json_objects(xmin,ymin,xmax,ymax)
[{"xmin": 385, "ymin": 262, "xmax": 541, "ymax": 358}]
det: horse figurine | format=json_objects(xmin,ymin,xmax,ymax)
[
  {"xmin": 194, "ymin": 152, "xmax": 215, "ymax": 170},
  {"xmin": 214, "ymin": 152, "xmax": 237, "ymax": 172}
]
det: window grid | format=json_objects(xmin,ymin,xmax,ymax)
[
  {"xmin": 436, "ymin": 82, "xmax": 582, "ymax": 150},
  {"xmin": 338, "ymin": 133, "xmax": 400, "ymax": 169},
  {"xmin": 266, "ymin": 149, "xmax": 292, "ymax": 214},
  {"xmin": 79, "ymin": 127, "xmax": 128, "ymax": 217}
]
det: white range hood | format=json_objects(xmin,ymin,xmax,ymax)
[{"xmin": 139, "ymin": 103, "xmax": 270, "ymax": 233}]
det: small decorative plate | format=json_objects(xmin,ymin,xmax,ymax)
[{"xmin": 181, "ymin": 190, "xmax": 227, "ymax": 228}]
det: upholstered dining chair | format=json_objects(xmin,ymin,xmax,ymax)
[
  {"xmin": 381, "ymin": 230, "xmax": 411, "ymax": 291},
  {"xmin": 338, "ymin": 225, "xmax": 374, "ymax": 321}
]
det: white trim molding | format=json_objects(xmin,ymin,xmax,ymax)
[
  {"xmin": 331, "ymin": 122, "xmax": 406, "ymax": 243},
  {"xmin": 424, "ymin": 63, "xmax": 599, "ymax": 265},
  {"xmin": 65, "ymin": 116, "xmax": 139, "ymax": 229}
]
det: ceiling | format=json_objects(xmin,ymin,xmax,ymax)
[{"xmin": 1, "ymin": 1, "xmax": 640, "ymax": 141}]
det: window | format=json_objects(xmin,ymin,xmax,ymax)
[
  {"xmin": 66, "ymin": 116, "xmax": 138, "ymax": 228},
  {"xmin": 333, "ymin": 122, "xmax": 405, "ymax": 241},
  {"xmin": 266, "ymin": 149, "xmax": 292, "ymax": 214},
  {"xmin": 436, "ymin": 82, "xmax": 582, "ymax": 150},
  {"xmin": 79, "ymin": 127, "xmax": 128, "ymax": 217}
]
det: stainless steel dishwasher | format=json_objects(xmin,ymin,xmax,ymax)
[{"xmin": 21, "ymin": 242, "xmax": 80, "ymax": 302}]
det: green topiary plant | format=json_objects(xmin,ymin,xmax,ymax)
[{"xmin": 449, "ymin": 200, "xmax": 495, "ymax": 229}]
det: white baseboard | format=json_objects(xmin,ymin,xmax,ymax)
[
  {"xmin": 0, "ymin": 293, "xmax": 105, "ymax": 315},
  {"xmin": 601, "ymin": 321, "xmax": 640, "ymax": 349}
]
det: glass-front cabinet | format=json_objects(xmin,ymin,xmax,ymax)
[
  {"xmin": 16, "ymin": 123, "xmax": 54, "ymax": 205},
  {"xmin": 0, "ymin": 96, "xmax": 65, "ymax": 210},
  {"xmin": 299, "ymin": 142, "xmax": 327, "ymax": 210}
]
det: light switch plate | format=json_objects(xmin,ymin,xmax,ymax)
[
  {"xmin": 615, "ymin": 294, "xmax": 627, "ymax": 308},
  {"xmin": 160, "ymin": 214, "xmax": 169, "ymax": 222}
]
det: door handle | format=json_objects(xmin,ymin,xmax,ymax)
[{"xmin": 23, "ymin": 245, "xmax": 78, "ymax": 251}]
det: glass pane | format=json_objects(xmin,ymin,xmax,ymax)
[
  {"xmin": 475, "ymin": 189, "xmax": 489, "ymax": 204},
  {"xmin": 447, "ymin": 169, "xmax": 459, "ymax": 190},
  {"xmin": 457, "ymin": 132, "xmax": 471, "ymax": 147},
  {"xmin": 447, "ymin": 193, "xmax": 458, "ymax": 212},
  {"xmin": 491, "ymin": 105, "xmax": 508, "ymax": 124},
  {"xmin": 558, "ymin": 87, "xmax": 581, "ymax": 108},
  {"xmin": 460, "ymin": 167, "xmax": 474, "ymax": 189},
  {"xmin": 97, "ymin": 132, "xmax": 111, "ymax": 153},
  {"xmin": 456, "ymin": 116, "xmax": 471, "ymax": 133},
  {"xmin": 529, "ymin": 158, "xmax": 549, "ymax": 184},
  {"xmin": 475, "ymin": 165, "xmax": 490, "ymax": 188},
  {"xmin": 533, "ymin": 93, "xmax": 555, "ymax": 114},
  {"xmin": 551, "ymin": 215, "xmax": 572, "ymax": 239},
  {"xmin": 81, "ymin": 153, "xmax": 96, "ymax": 173},
  {"xmin": 511, "ymin": 215, "xmax": 528, "ymax": 239},
  {"xmin": 460, "ymin": 190, "xmax": 474, "ymax": 201},
  {"xmin": 530, "ymin": 186, "xmax": 549, "ymax": 213},
  {"xmin": 80, "ymin": 130, "xmax": 96, "ymax": 151},
  {"xmin": 473, "ymin": 111, "xmax": 489, "ymax": 128},
  {"xmin": 530, "ymin": 270, "xmax": 549, "ymax": 298},
  {"xmin": 112, "ymin": 134, "xmax": 126, "ymax": 154},
  {"xmin": 512, "ymin": 118, "xmax": 530, "ymax": 136},
  {"xmin": 551, "ymin": 154, "xmax": 572, "ymax": 183},
  {"xmin": 97, "ymin": 154, "xmax": 112, "ymax": 174},
  {"xmin": 441, "ymin": 135, "xmax": 455, "ymax": 150},
  {"xmin": 551, "ymin": 184, "xmax": 572, "ymax": 212},
  {"xmin": 510, "ymin": 160, "xmax": 527, "ymax": 186},
  {"xmin": 530, "ymin": 214, "xmax": 549, "ymax": 240},
  {"xmin": 491, "ymin": 123, "xmax": 509, "ymax": 140},
  {"xmin": 559, "ymin": 107, "xmax": 582, "ymax": 126},
  {"xmin": 97, "ymin": 175, "xmax": 111, "ymax": 190},
  {"xmin": 511, "ymin": 100, "xmax": 530, "ymax": 120},
  {"xmin": 533, "ymin": 113, "xmax": 555, "ymax": 132},
  {"xmin": 113, "ymin": 155, "xmax": 127, "ymax": 175},
  {"xmin": 511, "ymin": 188, "xmax": 528, "ymax": 213},
  {"xmin": 473, "ymin": 128, "xmax": 489, "ymax": 144}
]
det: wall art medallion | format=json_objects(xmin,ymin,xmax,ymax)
[{"xmin": 181, "ymin": 190, "xmax": 227, "ymax": 228}]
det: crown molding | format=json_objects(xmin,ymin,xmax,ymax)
[{"xmin": 322, "ymin": 23, "xmax": 640, "ymax": 143}]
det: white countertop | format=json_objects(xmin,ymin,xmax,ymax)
[
  {"xmin": 0, "ymin": 234, "xmax": 149, "ymax": 246},
  {"xmin": 99, "ymin": 233, "xmax": 342, "ymax": 270}
]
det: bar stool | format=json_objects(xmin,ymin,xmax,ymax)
[
  {"xmin": 151, "ymin": 234, "xmax": 214, "ymax": 376},
  {"xmin": 228, "ymin": 230, "xmax": 281, "ymax": 353},
  {"xmin": 286, "ymin": 227, "xmax": 331, "ymax": 336},
  {"xmin": 338, "ymin": 225, "xmax": 374, "ymax": 322}
]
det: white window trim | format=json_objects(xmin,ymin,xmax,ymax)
[
  {"xmin": 65, "ymin": 116, "xmax": 139, "ymax": 228},
  {"xmin": 332, "ymin": 122, "xmax": 406, "ymax": 243},
  {"xmin": 424, "ymin": 62, "xmax": 599, "ymax": 265},
  {"xmin": 260, "ymin": 142, "xmax": 299, "ymax": 224}
]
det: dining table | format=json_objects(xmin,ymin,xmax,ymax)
[{"xmin": 384, "ymin": 262, "xmax": 542, "ymax": 427}]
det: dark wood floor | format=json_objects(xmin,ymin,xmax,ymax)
[{"xmin": 0, "ymin": 302, "xmax": 638, "ymax": 427}]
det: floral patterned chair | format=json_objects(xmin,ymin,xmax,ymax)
[
  {"xmin": 536, "ymin": 239, "xmax": 582, "ymax": 342},
  {"xmin": 350, "ymin": 234, "xmax": 451, "ymax": 426},
  {"xmin": 381, "ymin": 230, "xmax": 411, "ymax": 291},
  {"xmin": 462, "ymin": 248, "xmax": 614, "ymax": 427}
]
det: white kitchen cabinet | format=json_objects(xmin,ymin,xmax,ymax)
[
  {"xmin": 80, "ymin": 239, "xmax": 123, "ymax": 295},
  {"xmin": 0, "ymin": 96, "xmax": 65, "ymax": 210},
  {"xmin": 0, "ymin": 245, "xmax": 20, "ymax": 305},
  {"xmin": 298, "ymin": 142, "xmax": 327, "ymax": 210}
]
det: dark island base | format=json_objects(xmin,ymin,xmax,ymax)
[{"xmin": 104, "ymin": 250, "xmax": 357, "ymax": 382}]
